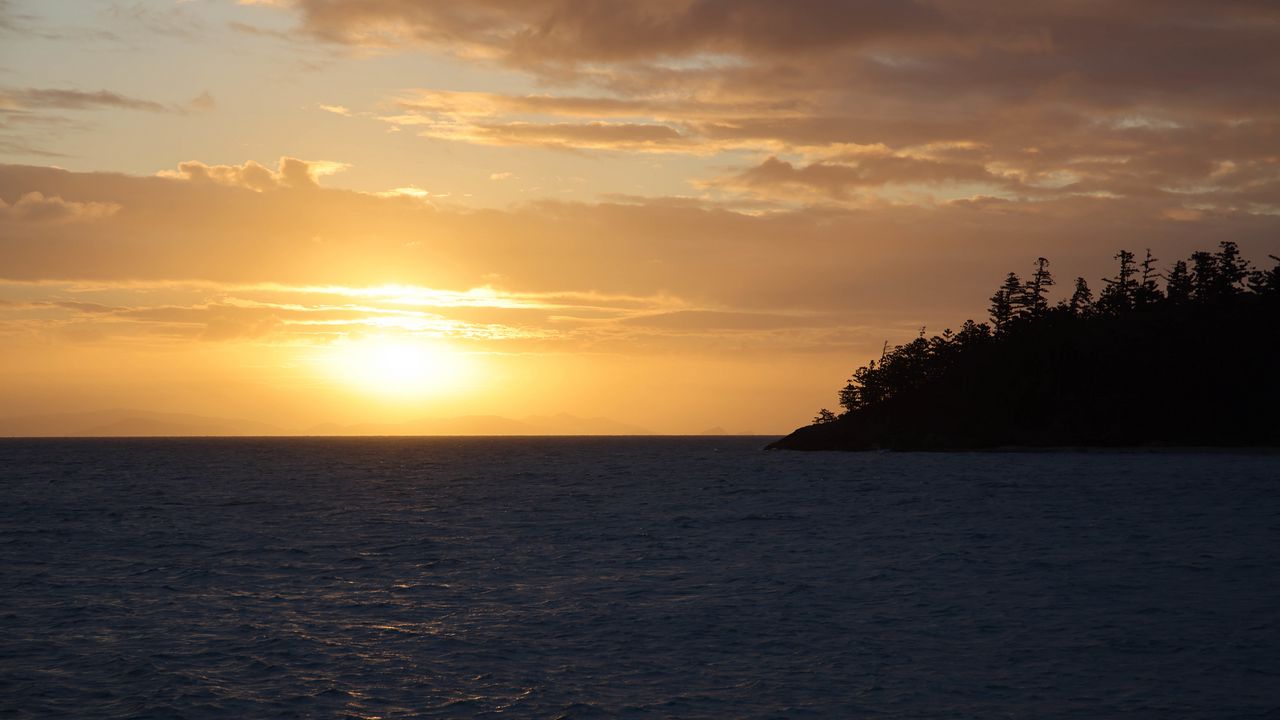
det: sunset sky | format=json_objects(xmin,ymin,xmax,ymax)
[{"xmin": 2, "ymin": 0, "xmax": 1279, "ymax": 433}]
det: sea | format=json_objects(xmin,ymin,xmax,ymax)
[{"xmin": 1, "ymin": 437, "xmax": 1278, "ymax": 719}]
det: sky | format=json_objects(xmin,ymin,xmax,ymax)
[{"xmin": 2, "ymin": 0, "xmax": 1279, "ymax": 433}]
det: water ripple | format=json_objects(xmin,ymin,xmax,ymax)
[{"xmin": 1, "ymin": 438, "xmax": 1278, "ymax": 718}]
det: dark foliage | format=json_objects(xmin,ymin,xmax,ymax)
[
  {"xmin": 812, "ymin": 408, "xmax": 838, "ymax": 424},
  {"xmin": 772, "ymin": 242, "xmax": 1280, "ymax": 450}
]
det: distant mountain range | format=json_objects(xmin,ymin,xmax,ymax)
[{"xmin": 0, "ymin": 409, "xmax": 653, "ymax": 437}]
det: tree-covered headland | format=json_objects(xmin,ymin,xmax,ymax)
[{"xmin": 769, "ymin": 243, "xmax": 1280, "ymax": 450}]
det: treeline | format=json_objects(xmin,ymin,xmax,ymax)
[
  {"xmin": 814, "ymin": 242, "xmax": 1279, "ymax": 424},
  {"xmin": 774, "ymin": 242, "xmax": 1280, "ymax": 450}
]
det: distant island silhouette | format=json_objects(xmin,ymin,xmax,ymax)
[{"xmin": 770, "ymin": 242, "xmax": 1280, "ymax": 451}]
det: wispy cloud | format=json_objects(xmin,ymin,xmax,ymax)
[
  {"xmin": 0, "ymin": 86, "xmax": 190, "ymax": 159},
  {"xmin": 0, "ymin": 191, "xmax": 119, "ymax": 223},
  {"xmin": 0, "ymin": 87, "xmax": 172, "ymax": 113},
  {"xmin": 188, "ymin": 91, "xmax": 216, "ymax": 112}
]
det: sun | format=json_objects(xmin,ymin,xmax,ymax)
[{"xmin": 315, "ymin": 335, "xmax": 471, "ymax": 400}]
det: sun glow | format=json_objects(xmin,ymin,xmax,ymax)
[{"xmin": 315, "ymin": 335, "xmax": 472, "ymax": 400}]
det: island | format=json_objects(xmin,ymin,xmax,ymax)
[{"xmin": 769, "ymin": 242, "xmax": 1280, "ymax": 451}]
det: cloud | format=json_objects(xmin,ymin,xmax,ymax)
[
  {"xmin": 188, "ymin": 91, "xmax": 216, "ymax": 112},
  {"xmin": 0, "ymin": 276, "xmax": 686, "ymax": 349},
  {"xmin": 463, "ymin": 120, "xmax": 688, "ymax": 151},
  {"xmin": 0, "ymin": 0, "xmax": 18, "ymax": 33},
  {"xmin": 389, "ymin": 88, "xmax": 803, "ymax": 122},
  {"xmin": 0, "ymin": 86, "xmax": 182, "ymax": 159},
  {"xmin": 228, "ymin": 19, "xmax": 293, "ymax": 39},
  {"xmin": 254, "ymin": 1, "xmax": 938, "ymax": 62},
  {"xmin": 6, "ymin": 3, "xmax": 1279, "ymax": 429},
  {"xmin": 0, "ymin": 191, "xmax": 119, "ymax": 223},
  {"xmin": 0, "ymin": 159, "xmax": 1277, "ymax": 435},
  {"xmin": 158, "ymin": 156, "xmax": 350, "ymax": 191},
  {"xmin": 241, "ymin": 1, "xmax": 1280, "ymax": 209},
  {"xmin": 254, "ymin": 1, "xmax": 1280, "ymax": 101},
  {"xmin": 372, "ymin": 186, "xmax": 431, "ymax": 199},
  {"xmin": 376, "ymin": 88, "xmax": 802, "ymax": 154},
  {"xmin": 0, "ymin": 87, "xmax": 171, "ymax": 113},
  {"xmin": 619, "ymin": 310, "xmax": 832, "ymax": 331},
  {"xmin": 712, "ymin": 155, "xmax": 1011, "ymax": 203},
  {"xmin": 0, "ymin": 137, "xmax": 66, "ymax": 158},
  {"xmin": 3, "ymin": 161, "xmax": 1278, "ymax": 319}
]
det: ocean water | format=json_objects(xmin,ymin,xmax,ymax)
[{"xmin": 1, "ymin": 438, "xmax": 1278, "ymax": 719}]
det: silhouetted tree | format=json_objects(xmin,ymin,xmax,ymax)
[
  {"xmin": 1190, "ymin": 250, "xmax": 1220, "ymax": 300},
  {"xmin": 814, "ymin": 244, "xmax": 1278, "ymax": 438},
  {"xmin": 989, "ymin": 272, "xmax": 1023, "ymax": 332},
  {"xmin": 1099, "ymin": 249, "xmax": 1138, "ymax": 312},
  {"xmin": 1166, "ymin": 260, "xmax": 1192, "ymax": 304},
  {"xmin": 1248, "ymin": 255, "xmax": 1280, "ymax": 296},
  {"xmin": 1216, "ymin": 241, "xmax": 1251, "ymax": 294},
  {"xmin": 838, "ymin": 378, "xmax": 860, "ymax": 413},
  {"xmin": 1188, "ymin": 242, "xmax": 1250, "ymax": 301},
  {"xmin": 956, "ymin": 319, "xmax": 992, "ymax": 346},
  {"xmin": 1067, "ymin": 277, "xmax": 1093, "ymax": 316},
  {"xmin": 839, "ymin": 360, "xmax": 883, "ymax": 413},
  {"xmin": 1025, "ymin": 257, "xmax": 1055, "ymax": 316},
  {"xmin": 1135, "ymin": 249, "xmax": 1163, "ymax": 307},
  {"xmin": 813, "ymin": 408, "xmax": 838, "ymax": 424}
]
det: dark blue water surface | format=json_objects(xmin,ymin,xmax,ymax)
[{"xmin": 1, "ymin": 438, "xmax": 1278, "ymax": 718}]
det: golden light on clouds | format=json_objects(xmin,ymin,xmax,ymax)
[{"xmin": 1, "ymin": 1, "xmax": 1279, "ymax": 433}]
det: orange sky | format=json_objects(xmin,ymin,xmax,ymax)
[{"xmin": 2, "ymin": 1, "xmax": 1279, "ymax": 433}]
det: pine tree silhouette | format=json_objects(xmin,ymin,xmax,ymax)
[
  {"xmin": 1068, "ymin": 277, "xmax": 1093, "ymax": 316},
  {"xmin": 1190, "ymin": 250, "xmax": 1220, "ymax": 300},
  {"xmin": 1248, "ymin": 255, "xmax": 1280, "ymax": 295},
  {"xmin": 1135, "ymin": 249, "xmax": 1163, "ymax": 307},
  {"xmin": 1025, "ymin": 257, "xmax": 1054, "ymax": 316},
  {"xmin": 813, "ymin": 408, "xmax": 838, "ymax": 424},
  {"xmin": 1216, "ymin": 241, "xmax": 1251, "ymax": 294},
  {"xmin": 989, "ymin": 272, "xmax": 1022, "ymax": 332},
  {"xmin": 1099, "ymin": 250, "xmax": 1137, "ymax": 312},
  {"xmin": 1166, "ymin": 260, "xmax": 1192, "ymax": 304}
]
